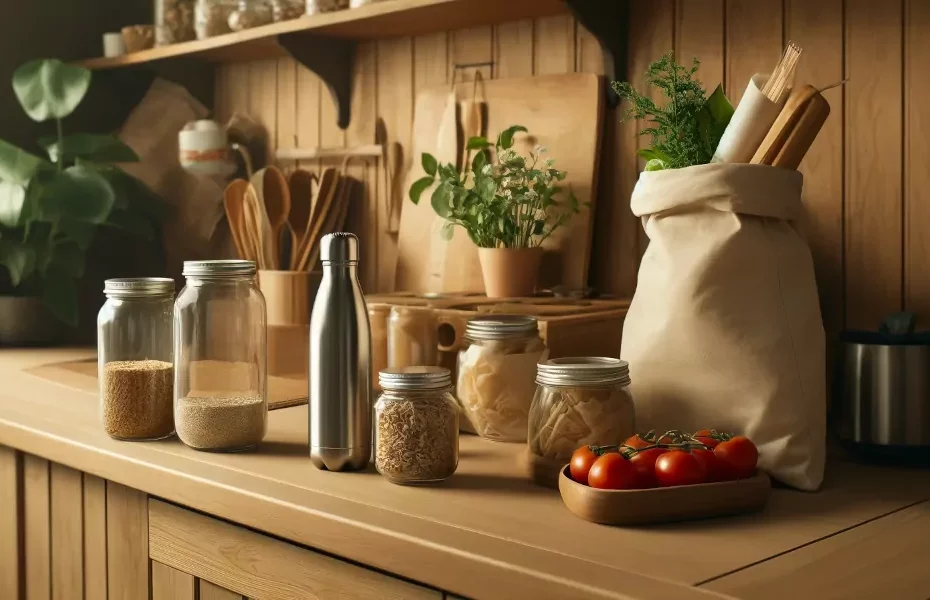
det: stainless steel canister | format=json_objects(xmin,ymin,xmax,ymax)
[{"xmin": 309, "ymin": 233, "xmax": 372, "ymax": 471}]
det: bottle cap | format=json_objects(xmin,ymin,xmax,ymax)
[{"xmin": 320, "ymin": 232, "xmax": 359, "ymax": 265}]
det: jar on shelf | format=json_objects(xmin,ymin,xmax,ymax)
[
  {"xmin": 228, "ymin": 0, "xmax": 273, "ymax": 31},
  {"xmin": 368, "ymin": 303, "xmax": 391, "ymax": 391},
  {"xmin": 155, "ymin": 0, "xmax": 196, "ymax": 45},
  {"xmin": 528, "ymin": 358, "xmax": 635, "ymax": 464},
  {"xmin": 195, "ymin": 0, "xmax": 237, "ymax": 38},
  {"xmin": 375, "ymin": 367, "xmax": 459, "ymax": 484},
  {"xmin": 306, "ymin": 0, "xmax": 349, "ymax": 15},
  {"xmin": 174, "ymin": 260, "xmax": 268, "ymax": 452},
  {"xmin": 349, "ymin": 0, "xmax": 385, "ymax": 7},
  {"xmin": 387, "ymin": 305, "xmax": 438, "ymax": 369},
  {"xmin": 97, "ymin": 278, "xmax": 176, "ymax": 442},
  {"xmin": 272, "ymin": 0, "xmax": 305, "ymax": 21},
  {"xmin": 456, "ymin": 315, "xmax": 548, "ymax": 442}
]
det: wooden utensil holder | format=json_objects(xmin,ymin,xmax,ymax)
[{"xmin": 258, "ymin": 270, "xmax": 321, "ymax": 377}]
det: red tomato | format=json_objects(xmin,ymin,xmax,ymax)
[
  {"xmin": 570, "ymin": 446, "xmax": 599, "ymax": 485},
  {"xmin": 588, "ymin": 453, "xmax": 638, "ymax": 490},
  {"xmin": 694, "ymin": 436, "xmax": 719, "ymax": 448},
  {"xmin": 690, "ymin": 448, "xmax": 722, "ymax": 482},
  {"xmin": 629, "ymin": 447, "xmax": 667, "ymax": 488},
  {"xmin": 693, "ymin": 429, "xmax": 715, "ymax": 437},
  {"xmin": 654, "ymin": 450, "xmax": 706, "ymax": 487},
  {"xmin": 714, "ymin": 436, "xmax": 759, "ymax": 480},
  {"xmin": 623, "ymin": 434, "xmax": 652, "ymax": 450}
]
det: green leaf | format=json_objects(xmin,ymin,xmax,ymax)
[
  {"xmin": 0, "ymin": 181, "xmax": 27, "ymax": 227},
  {"xmin": 12, "ymin": 59, "xmax": 91, "ymax": 122},
  {"xmin": 421, "ymin": 153, "xmax": 438, "ymax": 177},
  {"xmin": 439, "ymin": 222, "xmax": 455, "ymax": 241},
  {"xmin": 644, "ymin": 158, "xmax": 668, "ymax": 171},
  {"xmin": 41, "ymin": 274, "xmax": 78, "ymax": 327},
  {"xmin": 497, "ymin": 125, "xmax": 528, "ymax": 150},
  {"xmin": 0, "ymin": 239, "xmax": 36, "ymax": 286},
  {"xmin": 466, "ymin": 136, "xmax": 490, "ymax": 150},
  {"xmin": 40, "ymin": 134, "xmax": 139, "ymax": 164},
  {"xmin": 58, "ymin": 219, "xmax": 96, "ymax": 250},
  {"xmin": 45, "ymin": 242, "xmax": 85, "ymax": 278},
  {"xmin": 37, "ymin": 165, "xmax": 115, "ymax": 223},
  {"xmin": 430, "ymin": 182, "xmax": 453, "ymax": 218},
  {"xmin": 636, "ymin": 147, "xmax": 671, "ymax": 163},
  {"xmin": 408, "ymin": 175, "xmax": 434, "ymax": 205},
  {"xmin": 0, "ymin": 138, "xmax": 49, "ymax": 185},
  {"xmin": 697, "ymin": 84, "xmax": 734, "ymax": 156},
  {"xmin": 472, "ymin": 149, "xmax": 488, "ymax": 173},
  {"xmin": 439, "ymin": 163, "xmax": 458, "ymax": 181},
  {"xmin": 90, "ymin": 164, "xmax": 165, "ymax": 216}
]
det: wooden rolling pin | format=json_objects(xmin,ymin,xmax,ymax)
[{"xmin": 751, "ymin": 84, "xmax": 830, "ymax": 170}]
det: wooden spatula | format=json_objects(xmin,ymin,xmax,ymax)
[
  {"xmin": 295, "ymin": 169, "xmax": 339, "ymax": 271},
  {"xmin": 261, "ymin": 166, "xmax": 291, "ymax": 269},
  {"xmin": 771, "ymin": 92, "xmax": 830, "ymax": 170},
  {"xmin": 751, "ymin": 84, "xmax": 819, "ymax": 165},
  {"xmin": 288, "ymin": 169, "xmax": 315, "ymax": 269},
  {"xmin": 223, "ymin": 179, "xmax": 250, "ymax": 260}
]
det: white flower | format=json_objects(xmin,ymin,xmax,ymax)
[
  {"xmin": 503, "ymin": 189, "xmax": 513, "ymax": 199},
  {"xmin": 481, "ymin": 164, "xmax": 492, "ymax": 175},
  {"xmin": 501, "ymin": 177, "xmax": 511, "ymax": 187},
  {"xmin": 534, "ymin": 144, "xmax": 548, "ymax": 155},
  {"xmin": 545, "ymin": 158, "xmax": 555, "ymax": 168},
  {"xmin": 525, "ymin": 189, "xmax": 539, "ymax": 201},
  {"xmin": 498, "ymin": 148, "xmax": 516, "ymax": 162}
]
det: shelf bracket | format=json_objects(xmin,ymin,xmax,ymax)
[
  {"xmin": 564, "ymin": 0, "xmax": 628, "ymax": 106},
  {"xmin": 278, "ymin": 33, "xmax": 357, "ymax": 129}
]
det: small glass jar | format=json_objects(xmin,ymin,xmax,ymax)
[
  {"xmin": 306, "ymin": 0, "xmax": 349, "ymax": 15},
  {"xmin": 97, "ymin": 278, "xmax": 176, "ymax": 441},
  {"xmin": 456, "ymin": 315, "xmax": 548, "ymax": 442},
  {"xmin": 272, "ymin": 0, "xmax": 305, "ymax": 21},
  {"xmin": 528, "ymin": 357, "xmax": 635, "ymax": 464},
  {"xmin": 195, "ymin": 0, "xmax": 237, "ymax": 38},
  {"xmin": 375, "ymin": 367, "xmax": 459, "ymax": 484},
  {"xmin": 387, "ymin": 305, "xmax": 438, "ymax": 369},
  {"xmin": 368, "ymin": 303, "xmax": 391, "ymax": 392},
  {"xmin": 228, "ymin": 0, "xmax": 273, "ymax": 31},
  {"xmin": 174, "ymin": 260, "xmax": 268, "ymax": 452},
  {"xmin": 155, "ymin": 0, "xmax": 196, "ymax": 46}
]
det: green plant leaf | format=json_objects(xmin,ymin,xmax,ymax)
[
  {"xmin": 636, "ymin": 147, "xmax": 671, "ymax": 162},
  {"xmin": 12, "ymin": 59, "xmax": 91, "ymax": 122},
  {"xmin": 439, "ymin": 222, "xmax": 455, "ymax": 241},
  {"xmin": 421, "ymin": 153, "xmax": 438, "ymax": 177},
  {"xmin": 58, "ymin": 219, "xmax": 96, "ymax": 250},
  {"xmin": 41, "ymin": 273, "xmax": 78, "ymax": 327},
  {"xmin": 497, "ymin": 125, "xmax": 528, "ymax": 150},
  {"xmin": 466, "ymin": 136, "xmax": 490, "ymax": 150},
  {"xmin": 644, "ymin": 158, "xmax": 668, "ymax": 171},
  {"xmin": 697, "ymin": 84, "xmax": 734, "ymax": 156},
  {"xmin": 40, "ymin": 134, "xmax": 139, "ymax": 164},
  {"xmin": 0, "ymin": 239, "xmax": 36, "ymax": 286},
  {"xmin": 430, "ymin": 182, "xmax": 453, "ymax": 218},
  {"xmin": 472, "ymin": 149, "xmax": 487, "ymax": 174},
  {"xmin": 0, "ymin": 181, "xmax": 27, "ymax": 227},
  {"xmin": 37, "ymin": 165, "xmax": 115, "ymax": 223},
  {"xmin": 0, "ymin": 138, "xmax": 49, "ymax": 185},
  {"xmin": 408, "ymin": 175, "xmax": 434, "ymax": 205},
  {"xmin": 45, "ymin": 242, "xmax": 85, "ymax": 278}
]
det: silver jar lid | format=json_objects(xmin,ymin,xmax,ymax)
[
  {"xmin": 183, "ymin": 260, "xmax": 256, "ymax": 277},
  {"xmin": 320, "ymin": 232, "xmax": 359, "ymax": 265},
  {"xmin": 103, "ymin": 277, "xmax": 174, "ymax": 298},
  {"xmin": 465, "ymin": 315, "xmax": 538, "ymax": 340},
  {"xmin": 536, "ymin": 357, "xmax": 631, "ymax": 387},
  {"xmin": 379, "ymin": 366, "xmax": 453, "ymax": 391}
]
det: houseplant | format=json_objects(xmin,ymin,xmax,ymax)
[
  {"xmin": 0, "ymin": 59, "xmax": 163, "ymax": 343},
  {"xmin": 409, "ymin": 125, "xmax": 579, "ymax": 297}
]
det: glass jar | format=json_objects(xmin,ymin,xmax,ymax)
[
  {"xmin": 375, "ymin": 367, "xmax": 459, "ymax": 484},
  {"xmin": 98, "ymin": 278, "xmax": 176, "ymax": 441},
  {"xmin": 155, "ymin": 0, "xmax": 196, "ymax": 46},
  {"xmin": 174, "ymin": 260, "xmax": 268, "ymax": 452},
  {"xmin": 306, "ymin": 0, "xmax": 348, "ymax": 15},
  {"xmin": 387, "ymin": 305, "xmax": 438, "ymax": 369},
  {"xmin": 456, "ymin": 315, "xmax": 548, "ymax": 442},
  {"xmin": 195, "ymin": 0, "xmax": 236, "ymax": 38},
  {"xmin": 349, "ymin": 0, "xmax": 385, "ymax": 7},
  {"xmin": 528, "ymin": 357, "xmax": 635, "ymax": 464},
  {"xmin": 272, "ymin": 0, "xmax": 305, "ymax": 21},
  {"xmin": 228, "ymin": 0, "xmax": 273, "ymax": 31},
  {"xmin": 368, "ymin": 303, "xmax": 391, "ymax": 392}
]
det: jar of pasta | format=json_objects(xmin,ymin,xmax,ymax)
[
  {"xmin": 456, "ymin": 315, "xmax": 547, "ymax": 442},
  {"xmin": 528, "ymin": 357, "xmax": 634, "ymax": 467}
]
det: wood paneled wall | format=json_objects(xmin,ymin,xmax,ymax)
[{"xmin": 212, "ymin": 1, "xmax": 930, "ymax": 347}]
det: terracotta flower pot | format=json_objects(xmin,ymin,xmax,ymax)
[{"xmin": 477, "ymin": 247, "xmax": 543, "ymax": 298}]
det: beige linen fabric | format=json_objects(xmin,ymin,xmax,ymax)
[{"xmin": 620, "ymin": 163, "xmax": 825, "ymax": 490}]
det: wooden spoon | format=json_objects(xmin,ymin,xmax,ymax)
[
  {"xmin": 223, "ymin": 179, "xmax": 250, "ymax": 261},
  {"xmin": 288, "ymin": 169, "xmax": 316, "ymax": 269},
  {"xmin": 260, "ymin": 166, "xmax": 291, "ymax": 269}
]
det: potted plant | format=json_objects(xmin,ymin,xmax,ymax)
[
  {"xmin": 0, "ymin": 59, "xmax": 164, "ymax": 344},
  {"xmin": 409, "ymin": 125, "xmax": 579, "ymax": 298}
]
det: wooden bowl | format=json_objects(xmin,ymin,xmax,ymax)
[
  {"xmin": 121, "ymin": 25, "xmax": 155, "ymax": 53},
  {"xmin": 558, "ymin": 465, "xmax": 771, "ymax": 525}
]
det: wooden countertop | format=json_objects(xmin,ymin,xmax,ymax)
[{"xmin": 2, "ymin": 348, "xmax": 930, "ymax": 600}]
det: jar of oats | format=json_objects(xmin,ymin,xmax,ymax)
[
  {"xmin": 98, "ymin": 278, "xmax": 176, "ymax": 441},
  {"xmin": 155, "ymin": 0, "xmax": 196, "ymax": 45},
  {"xmin": 375, "ymin": 367, "xmax": 459, "ymax": 485}
]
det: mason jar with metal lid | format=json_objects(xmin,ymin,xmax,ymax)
[
  {"xmin": 98, "ymin": 278, "xmax": 176, "ymax": 441},
  {"xmin": 528, "ymin": 357, "xmax": 635, "ymax": 465},
  {"xmin": 456, "ymin": 315, "xmax": 548, "ymax": 442},
  {"xmin": 375, "ymin": 366, "xmax": 459, "ymax": 484},
  {"xmin": 174, "ymin": 260, "xmax": 267, "ymax": 452}
]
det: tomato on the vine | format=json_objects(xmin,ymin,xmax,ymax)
[
  {"xmin": 570, "ymin": 446, "xmax": 599, "ymax": 485},
  {"xmin": 654, "ymin": 450, "xmax": 706, "ymax": 487},
  {"xmin": 690, "ymin": 448, "xmax": 722, "ymax": 482},
  {"xmin": 588, "ymin": 452, "xmax": 638, "ymax": 490},
  {"xmin": 629, "ymin": 447, "xmax": 667, "ymax": 488},
  {"xmin": 623, "ymin": 434, "xmax": 652, "ymax": 450},
  {"xmin": 714, "ymin": 436, "xmax": 758, "ymax": 480},
  {"xmin": 693, "ymin": 428, "xmax": 721, "ymax": 448}
]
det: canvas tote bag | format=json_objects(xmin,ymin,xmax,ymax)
[{"xmin": 620, "ymin": 163, "xmax": 825, "ymax": 490}]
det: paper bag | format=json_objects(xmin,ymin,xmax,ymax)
[{"xmin": 620, "ymin": 163, "xmax": 825, "ymax": 490}]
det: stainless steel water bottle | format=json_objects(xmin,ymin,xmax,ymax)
[{"xmin": 309, "ymin": 233, "xmax": 372, "ymax": 471}]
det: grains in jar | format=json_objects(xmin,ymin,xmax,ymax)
[{"xmin": 195, "ymin": 0, "xmax": 236, "ymax": 38}]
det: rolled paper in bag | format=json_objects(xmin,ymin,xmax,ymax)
[{"xmin": 713, "ymin": 74, "xmax": 786, "ymax": 164}]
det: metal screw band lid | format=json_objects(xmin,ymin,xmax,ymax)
[
  {"xmin": 103, "ymin": 277, "xmax": 175, "ymax": 298},
  {"xmin": 379, "ymin": 366, "xmax": 453, "ymax": 391},
  {"xmin": 182, "ymin": 259, "xmax": 256, "ymax": 277},
  {"xmin": 536, "ymin": 357, "xmax": 631, "ymax": 387},
  {"xmin": 320, "ymin": 232, "xmax": 359, "ymax": 264},
  {"xmin": 465, "ymin": 315, "xmax": 538, "ymax": 341}
]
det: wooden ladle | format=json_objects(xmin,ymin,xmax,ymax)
[{"xmin": 223, "ymin": 179, "xmax": 251, "ymax": 261}]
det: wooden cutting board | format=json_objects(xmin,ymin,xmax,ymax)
[{"xmin": 395, "ymin": 73, "xmax": 605, "ymax": 294}]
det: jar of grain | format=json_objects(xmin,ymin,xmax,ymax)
[
  {"xmin": 368, "ymin": 303, "xmax": 390, "ymax": 392},
  {"xmin": 97, "ymin": 278, "xmax": 176, "ymax": 441},
  {"xmin": 456, "ymin": 315, "xmax": 548, "ymax": 442},
  {"xmin": 306, "ymin": 0, "xmax": 348, "ymax": 15},
  {"xmin": 174, "ymin": 260, "xmax": 268, "ymax": 452},
  {"xmin": 228, "ymin": 0, "xmax": 273, "ymax": 30},
  {"xmin": 375, "ymin": 367, "xmax": 459, "ymax": 484},
  {"xmin": 155, "ymin": 0, "xmax": 196, "ymax": 45},
  {"xmin": 195, "ymin": 0, "xmax": 237, "ymax": 38},
  {"xmin": 271, "ymin": 0, "xmax": 305, "ymax": 21},
  {"xmin": 387, "ymin": 305, "xmax": 438, "ymax": 369}
]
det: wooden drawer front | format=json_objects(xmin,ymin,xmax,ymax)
[{"xmin": 148, "ymin": 499, "xmax": 441, "ymax": 600}]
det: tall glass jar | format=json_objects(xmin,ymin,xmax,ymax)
[
  {"xmin": 174, "ymin": 260, "xmax": 268, "ymax": 452},
  {"xmin": 155, "ymin": 0, "xmax": 196, "ymax": 45},
  {"xmin": 375, "ymin": 367, "xmax": 459, "ymax": 484},
  {"xmin": 195, "ymin": 0, "xmax": 236, "ymax": 38},
  {"xmin": 528, "ymin": 358, "xmax": 635, "ymax": 464},
  {"xmin": 456, "ymin": 315, "xmax": 548, "ymax": 442},
  {"xmin": 98, "ymin": 278, "xmax": 176, "ymax": 441}
]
